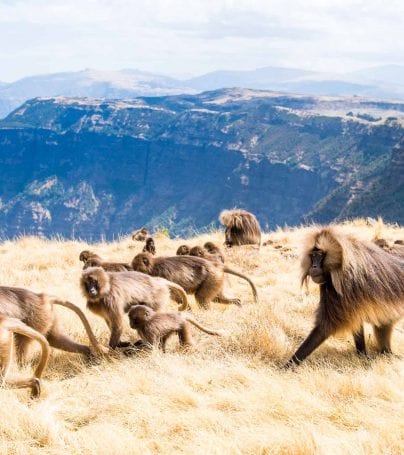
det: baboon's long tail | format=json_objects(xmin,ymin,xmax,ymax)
[
  {"xmin": 168, "ymin": 283, "xmax": 190, "ymax": 311},
  {"xmin": 49, "ymin": 297, "xmax": 108, "ymax": 354},
  {"xmin": 184, "ymin": 315, "xmax": 223, "ymax": 336},
  {"xmin": 4, "ymin": 317, "xmax": 50, "ymax": 379},
  {"xmin": 223, "ymin": 266, "xmax": 258, "ymax": 303}
]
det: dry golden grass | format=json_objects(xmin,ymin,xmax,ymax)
[{"xmin": 0, "ymin": 220, "xmax": 403, "ymax": 454}]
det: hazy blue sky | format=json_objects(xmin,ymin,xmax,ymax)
[{"xmin": 0, "ymin": 0, "xmax": 403, "ymax": 82}]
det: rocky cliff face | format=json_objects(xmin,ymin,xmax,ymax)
[{"xmin": 0, "ymin": 88, "xmax": 402, "ymax": 239}]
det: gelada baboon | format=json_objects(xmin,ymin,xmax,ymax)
[
  {"xmin": 132, "ymin": 228, "xmax": 148, "ymax": 242},
  {"xmin": 0, "ymin": 287, "xmax": 106, "ymax": 364},
  {"xmin": 190, "ymin": 244, "xmax": 225, "ymax": 263},
  {"xmin": 131, "ymin": 253, "xmax": 258, "ymax": 309},
  {"xmin": 79, "ymin": 250, "xmax": 102, "ymax": 264},
  {"xmin": 373, "ymin": 238, "xmax": 404, "ymax": 258},
  {"xmin": 285, "ymin": 226, "xmax": 404, "ymax": 367},
  {"xmin": 83, "ymin": 256, "xmax": 132, "ymax": 272},
  {"xmin": 128, "ymin": 305, "xmax": 222, "ymax": 352},
  {"xmin": 219, "ymin": 209, "xmax": 261, "ymax": 247},
  {"xmin": 176, "ymin": 245, "xmax": 190, "ymax": 256},
  {"xmin": 204, "ymin": 242, "xmax": 225, "ymax": 263},
  {"xmin": 0, "ymin": 315, "xmax": 50, "ymax": 397},
  {"xmin": 143, "ymin": 237, "xmax": 156, "ymax": 255},
  {"xmin": 80, "ymin": 267, "xmax": 190, "ymax": 349}
]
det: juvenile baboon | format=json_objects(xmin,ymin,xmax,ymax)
[
  {"xmin": 176, "ymin": 245, "xmax": 190, "ymax": 256},
  {"xmin": 79, "ymin": 250, "xmax": 102, "ymax": 264},
  {"xmin": 285, "ymin": 226, "xmax": 404, "ymax": 367},
  {"xmin": 0, "ymin": 287, "xmax": 106, "ymax": 362},
  {"xmin": 219, "ymin": 209, "xmax": 261, "ymax": 247},
  {"xmin": 203, "ymin": 242, "xmax": 225, "ymax": 263},
  {"xmin": 80, "ymin": 267, "xmax": 190, "ymax": 349},
  {"xmin": 83, "ymin": 256, "xmax": 132, "ymax": 272},
  {"xmin": 189, "ymin": 246, "xmax": 223, "ymax": 264},
  {"xmin": 373, "ymin": 238, "xmax": 389, "ymax": 249},
  {"xmin": 128, "ymin": 305, "xmax": 222, "ymax": 352},
  {"xmin": 131, "ymin": 253, "xmax": 258, "ymax": 309},
  {"xmin": 143, "ymin": 237, "xmax": 156, "ymax": 255},
  {"xmin": 373, "ymin": 238, "xmax": 404, "ymax": 258},
  {"xmin": 0, "ymin": 315, "xmax": 50, "ymax": 397},
  {"xmin": 132, "ymin": 228, "xmax": 148, "ymax": 242}
]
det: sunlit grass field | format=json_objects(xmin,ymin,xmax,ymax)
[{"xmin": 0, "ymin": 219, "xmax": 403, "ymax": 454}]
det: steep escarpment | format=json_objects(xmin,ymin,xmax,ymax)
[{"xmin": 0, "ymin": 89, "xmax": 402, "ymax": 239}]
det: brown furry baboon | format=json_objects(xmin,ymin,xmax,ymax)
[
  {"xmin": 203, "ymin": 242, "xmax": 225, "ymax": 263},
  {"xmin": 0, "ymin": 315, "xmax": 50, "ymax": 397},
  {"xmin": 176, "ymin": 245, "xmax": 190, "ymax": 256},
  {"xmin": 79, "ymin": 250, "xmax": 103, "ymax": 264},
  {"xmin": 189, "ymin": 246, "xmax": 223, "ymax": 264},
  {"xmin": 83, "ymin": 256, "xmax": 132, "ymax": 272},
  {"xmin": 131, "ymin": 253, "xmax": 258, "ymax": 309},
  {"xmin": 132, "ymin": 228, "xmax": 148, "ymax": 242},
  {"xmin": 143, "ymin": 237, "xmax": 156, "ymax": 255},
  {"xmin": 128, "ymin": 305, "xmax": 222, "ymax": 352},
  {"xmin": 219, "ymin": 209, "xmax": 261, "ymax": 247},
  {"xmin": 285, "ymin": 226, "xmax": 404, "ymax": 367},
  {"xmin": 373, "ymin": 238, "xmax": 404, "ymax": 258},
  {"xmin": 373, "ymin": 238, "xmax": 389, "ymax": 249},
  {"xmin": 0, "ymin": 287, "xmax": 107, "ymax": 364},
  {"xmin": 80, "ymin": 267, "xmax": 190, "ymax": 348}
]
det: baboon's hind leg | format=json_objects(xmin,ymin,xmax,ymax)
[
  {"xmin": 353, "ymin": 325, "xmax": 366, "ymax": 355},
  {"xmin": 373, "ymin": 324, "xmax": 393, "ymax": 354},
  {"xmin": 194, "ymin": 284, "xmax": 218, "ymax": 310}
]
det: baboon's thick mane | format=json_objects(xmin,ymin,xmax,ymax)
[
  {"xmin": 219, "ymin": 209, "xmax": 261, "ymax": 245},
  {"xmin": 301, "ymin": 226, "xmax": 404, "ymax": 306}
]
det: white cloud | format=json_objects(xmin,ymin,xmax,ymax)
[{"xmin": 0, "ymin": 0, "xmax": 403, "ymax": 81}]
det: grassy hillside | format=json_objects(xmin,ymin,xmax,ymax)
[{"xmin": 0, "ymin": 220, "xmax": 403, "ymax": 454}]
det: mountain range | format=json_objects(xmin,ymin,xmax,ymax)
[
  {"xmin": 0, "ymin": 88, "xmax": 402, "ymax": 239},
  {"xmin": 1, "ymin": 64, "xmax": 403, "ymax": 119}
]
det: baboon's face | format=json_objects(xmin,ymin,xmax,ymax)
[
  {"xmin": 84, "ymin": 277, "xmax": 100, "ymax": 297},
  {"xmin": 204, "ymin": 242, "xmax": 215, "ymax": 253},
  {"xmin": 309, "ymin": 248, "xmax": 327, "ymax": 284},
  {"xmin": 129, "ymin": 305, "xmax": 152, "ymax": 328},
  {"xmin": 190, "ymin": 247, "xmax": 204, "ymax": 257},
  {"xmin": 79, "ymin": 251, "xmax": 91, "ymax": 262},
  {"xmin": 132, "ymin": 254, "xmax": 152, "ymax": 273},
  {"xmin": 177, "ymin": 245, "xmax": 190, "ymax": 255}
]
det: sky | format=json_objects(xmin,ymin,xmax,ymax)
[{"xmin": 0, "ymin": 0, "xmax": 403, "ymax": 82}]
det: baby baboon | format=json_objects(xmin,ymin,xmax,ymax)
[
  {"xmin": 83, "ymin": 256, "xmax": 132, "ymax": 272},
  {"xmin": 143, "ymin": 237, "xmax": 156, "ymax": 255},
  {"xmin": 285, "ymin": 226, "xmax": 404, "ymax": 367},
  {"xmin": 128, "ymin": 305, "xmax": 222, "ymax": 352},
  {"xmin": 131, "ymin": 253, "xmax": 258, "ymax": 309},
  {"xmin": 373, "ymin": 238, "xmax": 389, "ymax": 249},
  {"xmin": 203, "ymin": 242, "xmax": 225, "ymax": 263},
  {"xmin": 219, "ymin": 209, "xmax": 261, "ymax": 247},
  {"xmin": 176, "ymin": 245, "xmax": 190, "ymax": 255},
  {"xmin": 132, "ymin": 228, "xmax": 148, "ymax": 242},
  {"xmin": 80, "ymin": 267, "xmax": 189, "ymax": 349},
  {"xmin": 0, "ymin": 287, "xmax": 106, "ymax": 362},
  {"xmin": 79, "ymin": 250, "xmax": 102, "ymax": 264},
  {"xmin": 0, "ymin": 315, "xmax": 50, "ymax": 397},
  {"xmin": 373, "ymin": 238, "xmax": 404, "ymax": 258},
  {"xmin": 189, "ymin": 246, "xmax": 223, "ymax": 264}
]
